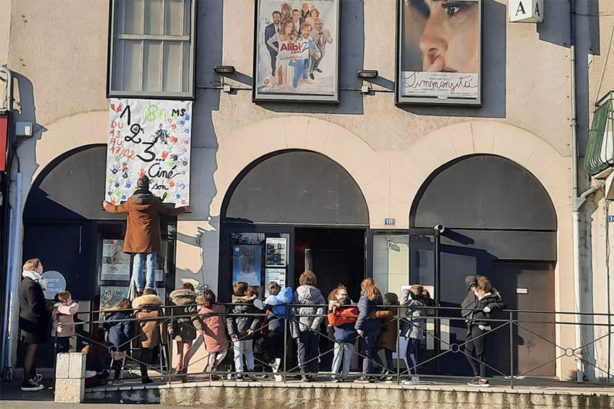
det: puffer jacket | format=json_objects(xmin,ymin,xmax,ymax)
[
  {"xmin": 468, "ymin": 292, "xmax": 506, "ymax": 327},
  {"xmin": 132, "ymin": 294, "xmax": 166, "ymax": 348},
  {"xmin": 103, "ymin": 309, "xmax": 132, "ymax": 351},
  {"xmin": 328, "ymin": 305, "xmax": 358, "ymax": 343},
  {"xmin": 264, "ymin": 287, "xmax": 293, "ymax": 333},
  {"xmin": 400, "ymin": 289, "xmax": 425, "ymax": 340},
  {"xmin": 355, "ymin": 292, "xmax": 382, "ymax": 335},
  {"xmin": 167, "ymin": 289, "xmax": 202, "ymax": 342},
  {"xmin": 51, "ymin": 301, "xmax": 79, "ymax": 338},
  {"xmin": 198, "ymin": 302, "xmax": 228, "ymax": 353},
  {"xmin": 291, "ymin": 285, "xmax": 325, "ymax": 338},
  {"xmin": 227, "ymin": 294, "xmax": 262, "ymax": 340}
]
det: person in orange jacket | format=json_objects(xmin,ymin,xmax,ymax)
[{"xmin": 327, "ymin": 285, "xmax": 358, "ymax": 382}]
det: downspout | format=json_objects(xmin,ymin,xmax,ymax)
[{"xmin": 569, "ymin": 0, "xmax": 585, "ymax": 383}]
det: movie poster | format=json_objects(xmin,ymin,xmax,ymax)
[
  {"xmin": 396, "ymin": 0, "xmax": 481, "ymax": 105},
  {"xmin": 266, "ymin": 237, "xmax": 287, "ymax": 267},
  {"xmin": 232, "ymin": 245, "xmax": 263, "ymax": 286},
  {"xmin": 253, "ymin": 0, "xmax": 340, "ymax": 102},
  {"xmin": 106, "ymin": 98, "xmax": 192, "ymax": 206}
]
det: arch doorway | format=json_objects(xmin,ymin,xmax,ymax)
[
  {"xmin": 219, "ymin": 150, "xmax": 369, "ymax": 302},
  {"xmin": 21, "ymin": 145, "xmax": 177, "ymax": 367},
  {"xmin": 410, "ymin": 154, "xmax": 557, "ymax": 377}
]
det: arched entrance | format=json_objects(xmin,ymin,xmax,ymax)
[
  {"xmin": 219, "ymin": 150, "xmax": 369, "ymax": 302},
  {"xmin": 410, "ymin": 154, "xmax": 557, "ymax": 377},
  {"xmin": 21, "ymin": 144, "xmax": 177, "ymax": 367}
]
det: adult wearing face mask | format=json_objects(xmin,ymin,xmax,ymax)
[{"xmin": 18, "ymin": 258, "xmax": 52, "ymax": 391}]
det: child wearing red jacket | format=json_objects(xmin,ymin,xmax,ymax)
[{"xmin": 327, "ymin": 285, "xmax": 359, "ymax": 382}]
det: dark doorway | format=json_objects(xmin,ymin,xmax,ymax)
[
  {"xmin": 410, "ymin": 155, "xmax": 557, "ymax": 377},
  {"xmin": 295, "ymin": 228, "xmax": 365, "ymax": 302}
]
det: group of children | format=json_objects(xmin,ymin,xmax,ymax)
[{"xmin": 50, "ymin": 272, "xmax": 503, "ymax": 387}]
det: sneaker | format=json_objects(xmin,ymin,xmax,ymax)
[
  {"xmin": 316, "ymin": 69, "xmax": 322, "ymax": 73},
  {"xmin": 245, "ymin": 373, "xmax": 258, "ymax": 381},
  {"xmin": 355, "ymin": 375, "xmax": 373, "ymax": 383},
  {"xmin": 274, "ymin": 375, "xmax": 283, "ymax": 382},
  {"xmin": 467, "ymin": 378, "xmax": 489, "ymax": 387},
  {"xmin": 209, "ymin": 374, "xmax": 220, "ymax": 381},
  {"xmin": 35, "ymin": 373, "xmax": 43, "ymax": 383},
  {"xmin": 309, "ymin": 73, "xmax": 315, "ymax": 80},
  {"xmin": 331, "ymin": 376, "xmax": 342, "ymax": 383},
  {"xmin": 235, "ymin": 374, "xmax": 245, "ymax": 382},
  {"xmin": 20, "ymin": 377, "xmax": 44, "ymax": 392},
  {"xmin": 301, "ymin": 375, "xmax": 312, "ymax": 382}
]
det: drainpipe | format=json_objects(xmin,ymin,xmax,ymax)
[{"xmin": 569, "ymin": 0, "xmax": 585, "ymax": 383}]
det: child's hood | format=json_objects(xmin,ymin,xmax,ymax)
[
  {"xmin": 132, "ymin": 294, "xmax": 163, "ymax": 309},
  {"xmin": 265, "ymin": 287, "xmax": 293, "ymax": 305},
  {"xmin": 296, "ymin": 285, "xmax": 324, "ymax": 303}
]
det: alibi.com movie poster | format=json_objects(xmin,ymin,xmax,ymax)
[
  {"xmin": 253, "ymin": 0, "xmax": 340, "ymax": 103},
  {"xmin": 396, "ymin": 0, "xmax": 482, "ymax": 105}
]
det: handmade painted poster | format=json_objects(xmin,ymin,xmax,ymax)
[
  {"xmin": 232, "ymin": 245, "xmax": 262, "ymax": 287},
  {"xmin": 101, "ymin": 239, "xmax": 131, "ymax": 281},
  {"xmin": 106, "ymin": 98, "xmax": 192, "ymax": 205}
]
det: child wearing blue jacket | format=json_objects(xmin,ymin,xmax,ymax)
[
  {"xmin": 102, "ymin": 298, "xmax": 133, "ymax": 381},
  {"xmin": 260, "ymin": 282, "xmax": 293, "ymax": 380}
]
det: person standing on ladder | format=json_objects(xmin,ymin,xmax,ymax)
[{"xmin": 102, "ymin": 176, "xmax": 188, "ymax": 297}]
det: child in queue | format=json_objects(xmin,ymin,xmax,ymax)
[{"xmin": 327, "ymin": 285, "xmax": 358, "ymax": 382}]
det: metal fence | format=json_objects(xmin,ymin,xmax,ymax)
[{"xmin": 59, "ymin": 302, "xmax": 614, "ymax": 388}]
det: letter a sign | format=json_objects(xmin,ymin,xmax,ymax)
[{"xmin": 509, "ymin": 0, "xmax": 544, "ymax": 23}]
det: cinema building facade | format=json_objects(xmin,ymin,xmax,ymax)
[{"xmin": 0, "ymin": 0, "xmax": 613, "ymax": 382}]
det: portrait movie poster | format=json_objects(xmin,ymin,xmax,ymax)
[
  {"xmin": 396, "ymin": 0, "xmax": 482, "ymax": 105},
  {"xmin": 232, "ymin": 245, "xmax": 263, "ymax": 287},
  {"xmin": 253, "ymin": 0, "xmax": 340, "ymax": 103}
]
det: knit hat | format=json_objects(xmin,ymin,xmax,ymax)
[{"xmin": 137, "ymin": 176, "xmax": 149, "ymax": 190}]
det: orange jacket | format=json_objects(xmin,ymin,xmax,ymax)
[{"xmin": 327, "ymin": 306, "xmax": 359, "ymax": 326}]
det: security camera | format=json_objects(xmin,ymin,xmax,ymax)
[{"xmin": 434, "ymin": 224, "xmax": 445, "ymax": 234}]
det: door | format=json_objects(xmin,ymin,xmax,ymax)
[
  {"xmin": 20, "ymin": 222, "xmax": 92, "ymax": 367},
  {"xmin": 491, "ymin": 261, "xmax": 556, "ymax": 377}
]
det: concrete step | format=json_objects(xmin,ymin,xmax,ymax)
[{"xmin": 84, "ymin": 378, "xmax": 614, "ymax": 408}]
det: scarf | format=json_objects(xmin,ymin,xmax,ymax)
[{"xmin": 22, "ymin": 270, "xmax": 41, "ymax": 282}]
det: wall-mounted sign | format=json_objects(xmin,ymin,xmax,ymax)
[
  {"xmin": 509, "ymin": 0, "xmax": 544, "ymax": 23},
  {"xmin": 396, "ymin": 0, "xmax": 482, "ymax": 106},
  {"xmin": 106, "ymin": 98, "xmax": 192, "ymax": 206},
  {"xmin": 265, "ymin": 268, "xmax": 286, "ymax": 296},
  {"xmin": 41, "ymin": 270, "xmax": 67, "ymax": 300},
  {"xmin": 385, "ymin": 218, "xmax": 396, "ymax": 226},
  {"xmin": 253, "ymin": 0, "xmax": 340, "ymax": 103}
]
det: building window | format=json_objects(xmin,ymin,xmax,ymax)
[{"xmin": 108, "ymin": 0, "xmax": 195, "ymax": 99}]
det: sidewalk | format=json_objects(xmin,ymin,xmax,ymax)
[{"xmin": 0, "ymin": 380, "xmax": 183, "ymax": 409}]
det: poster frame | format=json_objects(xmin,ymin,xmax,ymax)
[
  {"xmin": 252, "ymin": 0, "xmax": 341, "ymax": 104},
  {"xmin": 395, "ymin": 0, "xmax": 483, "ymax": 106}
]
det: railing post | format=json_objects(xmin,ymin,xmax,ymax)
[
  {"xmin": 168, "ymin": 305, "xmax": 173, "ymax": 385},
  {"xmin": 509, "ymin": 310, "xmax": 514, "ymax": 389},
  {"xmin": 397, "ymin": 307, "xmax": 401, "ymax": 383},
  {"xmin": 283, "ymin": 316, "xmax": 287, "ymax": 382}
]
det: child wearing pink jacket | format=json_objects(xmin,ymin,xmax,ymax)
[{"xmin": 51, "ymin": 291, "xmax": 79, "ymax": 353}]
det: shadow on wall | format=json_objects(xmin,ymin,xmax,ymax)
[
  {"xmin": 249, "ymin": 0, "xmax": 366, "ymax": 115},
  {"xmin": 398, "ymin": 0, "xmax": 506, "ymax": 119},
  {"xmin": 189, "ymin": 0, "xmax": 223, "ymax": 221}
]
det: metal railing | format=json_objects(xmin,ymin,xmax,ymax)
[{"xmin": 56, "ymin": 302, "xmax": 614, "ymax": 389}]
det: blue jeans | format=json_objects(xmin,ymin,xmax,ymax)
[
  {"xmin": 331, "ymin": 341, "xmax": 353, "ymax": 378},
  {"xmin": 132, "ymin": 253, "xmax": 157, "ymax": 292}
]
